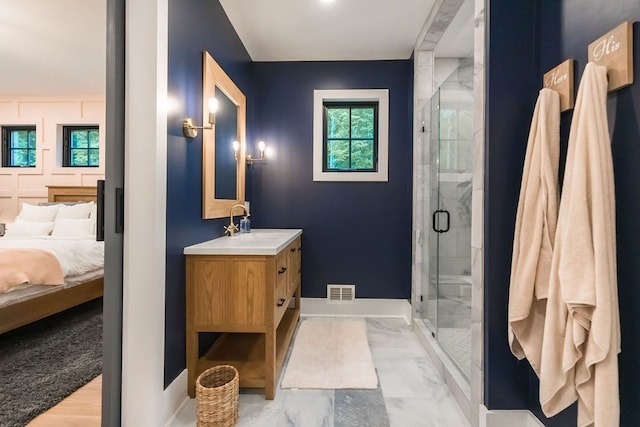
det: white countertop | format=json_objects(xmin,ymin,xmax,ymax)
[{"xmin": 183, "ymin": 229, "xmax": 302, "ymax": 256}]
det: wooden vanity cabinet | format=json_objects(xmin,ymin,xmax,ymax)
[{"xmin": 185, "ymin": 236, "xmax": 301, "ymax": 400}]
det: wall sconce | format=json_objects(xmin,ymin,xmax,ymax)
[
  {"xmin": 246, "ymin": 140, "xmax": 266, "ymax": 165},
  {"xmin": 183, "ymin": 97, "xmax": 219, "ymax": 138}
]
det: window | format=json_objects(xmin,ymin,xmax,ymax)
[
  {"xmin": 1, "ymin": 126, "xmax": 36, "ymax": 167},
  {"xmin": 313, "ymin": 89, "xmax": 388, "ymax": 182},
  {"xmin": 323, "ymin": 102, "xmax": 378, "ymax": 172},
  {"xmin": 63, "ymin": 126, "xmax": 99, "ymax": 167}
]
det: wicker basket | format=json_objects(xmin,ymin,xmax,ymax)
[{"xmin": 196, "ymin": 365, "xmax": 239, "ymax": 426}]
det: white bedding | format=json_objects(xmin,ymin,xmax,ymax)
[{"xmin": 0, "ymin": 236, "xmax": 104, "ymax": 277}]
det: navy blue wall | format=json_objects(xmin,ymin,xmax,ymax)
[
  {"xmin": 486, "ymin": 0, "xmax": 640, "ymax": 425},
  {"xmin": 535, "ymin": 2, "xmax": 640, "ymax": 425},
  {"xmin": 250, "ymin": 61, "xmax": 413, "ymax": 299},
  {"xmin": 166, "ymin": 0, "xmax": 252, "ymax": 387},
  {"xmin": 484, "ymin": 0, "xmax": 539, "ymax": 412}
]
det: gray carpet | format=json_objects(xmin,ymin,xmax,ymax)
[{"xmin": 0, "ymin": 298, "xmax": 103, "ymax": 427}]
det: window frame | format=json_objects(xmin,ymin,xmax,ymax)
[
  {"xmin": 1, "ymin": 125, "xmax": 37, "ymax": 168},
  {"xmin": 313, "ymin": 89, "xmax": 389, "ymax": 182},
  {"xmin": 322, "ymin": 101, "xmax": 379, "ymax": 173},
  {"xmin": 62, "ymin": 125, "xmax": 100, "ymax": 168}
]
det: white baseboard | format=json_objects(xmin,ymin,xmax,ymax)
[
  {"xmin": 300, "ymin": 298, "xmax": 412, "ymax": 325},
  {"xmin": 479, "ymin": 405, "xmax": 544, "ymax": 427},
  {"xmin": 162, "ymin": 369, "xmax": 189, "ymax": 426}
]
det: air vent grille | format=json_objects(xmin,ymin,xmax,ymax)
[{"xmin": 327, "ymin": 284, "xmax": 355, "ymax": 303}]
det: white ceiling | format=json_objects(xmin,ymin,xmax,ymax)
[
  {"xmin": 220, "ymin": 0, "xmax": 437, "ymax": 61},
  {"xmin": 0, "ymin": 0, "xmax": 473, "ymax": 96},
  {"xmin": 0, "ymin": 0, "xmax": 106, "ymax": 96}
]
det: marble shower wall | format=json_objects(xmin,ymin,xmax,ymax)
[{"xmin": 470, "ymin": 0, "xmax": 486, "ymax": 425}]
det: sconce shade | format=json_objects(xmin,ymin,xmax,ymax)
[
  {"xmin": 232, "ymin": 140, "xmax": 239, "ymax": 160},
  {"xmin": 208, "ymin": 97, "xmax": 219, "ymax": 113},
  {"xmin": 208, "ymin": 97, "xmax": 218, "ymax": 125}
]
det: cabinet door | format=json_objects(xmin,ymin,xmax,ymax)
[
  {"xmin": 287, "ymin": 239, "xmax": 301, "ymax": 295},
  {"xmin": 275, "ymin": 250, "xmax": 288, "ymax": 311},
  {"xmin": 189, "ymin": 257, "xmax": 267, "ymax": 328}
]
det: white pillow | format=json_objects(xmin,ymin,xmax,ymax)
[
  {"xmin": 89, "ymin": 203, "xmax": 98, "ymax": 235},
  {"xmin": 89, "ymin": 203, "xmax": 97, "ymax": 222},
  {"xmin": 55, "ymin": 201, "xmax": 95, "ymax": 220},
  {"xmin": 4, "ymin": 220, "xmax": 54, "ymax": 237},
  {"xmin": 16, "ymin": 203, "xmax": 60, "ymax": 222},
  {"xmin": 51, "ymin": 219, "xmax": 95, "ymax": 237}
]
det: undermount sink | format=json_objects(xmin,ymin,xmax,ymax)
[{"xmin": 183, "ymin": 229, "xmax": 302, "ymax": 256}]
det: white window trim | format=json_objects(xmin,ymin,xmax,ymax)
[{"xmin": 313, "ymin": 89, "xmax": 389, "ymax": 182}]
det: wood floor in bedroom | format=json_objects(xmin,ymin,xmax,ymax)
[{"xmin": 27, "ymin": 375, "xmax": 102, "ymax": 426}]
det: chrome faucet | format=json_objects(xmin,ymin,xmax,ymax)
[{"xmin": 224, "ymin": 204, "xmax": 249, "ymax": 237}]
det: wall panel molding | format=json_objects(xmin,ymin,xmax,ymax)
[{"xmin": 0, "ymin": 95, "xmax": 105, "ymax": 223}]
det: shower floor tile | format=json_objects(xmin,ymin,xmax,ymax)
[{"xmin": 437, "ymin": 327, "xmax": 472, "ymax": 380}]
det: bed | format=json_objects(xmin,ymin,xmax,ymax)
[{"xmin": 0, "ymin": 186, "xmax": 104, "ymax": 334}]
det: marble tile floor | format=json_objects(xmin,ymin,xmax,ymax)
[{"xmin": 169, "ymin": 317, "xmax": 470, "ymax": 427}]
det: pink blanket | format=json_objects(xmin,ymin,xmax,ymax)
[{"xmin": 0, "ymin": 248, "xmax": 64, "ymax": 293}]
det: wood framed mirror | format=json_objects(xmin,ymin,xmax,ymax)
[{"xmin": 202, "ymin": 51, "xmax": 246, "ymax": 219}]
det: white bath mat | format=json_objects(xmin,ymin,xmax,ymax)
[{"xmin": 281, "ymin": 318, "xmax": 378, "ymax": 389}]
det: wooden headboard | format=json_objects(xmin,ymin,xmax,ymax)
[{"xmin": 47, "ymin": 186, "xmax": 98, "ymax": 203}]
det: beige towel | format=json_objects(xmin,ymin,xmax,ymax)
[
  {"xmin": 508, "ymin": 88, "xmax": 560, "ymax": 376},
  {"xmin": 540, "ymin": 62, "xmax": 620, "ymax": 427}
]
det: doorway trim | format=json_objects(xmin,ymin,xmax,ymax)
[{"xmin": 102, "ymin": 0, "xmax": 125, "ymax": 424}]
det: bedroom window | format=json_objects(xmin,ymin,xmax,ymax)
[
  {"xmin": 313, "ymin": 89, "xmax": 389, "ymax": 182},
  {"xmin": 323, "ymin": 102, "xmax": 378, "ymax": 172},
  {"xmin": 63, "ymin": 126, "xmax": 99, "ymax": 167},
  {"xmin": 1, "ymin": 126, "xmax": 36, "ymax": 167}
]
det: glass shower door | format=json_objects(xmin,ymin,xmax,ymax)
[
  {"xmin": 425, "ymin": 90, "xmax": 446, "ymax": 337},
  {"xmin": 435, "ymin": 82, "xmax": 473, "ymax": 381},
  {"xmin": 421, "ymin": 70, "xmax": 474, "ymax": 381}
]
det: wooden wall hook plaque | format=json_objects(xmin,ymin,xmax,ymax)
[
  {"xmin": 543, "ymin": 59, "xmax": 574, "ymax": 112},
  {"xmin": 588, "ymin": 21, "xmax": 634, "ymax": 91}
]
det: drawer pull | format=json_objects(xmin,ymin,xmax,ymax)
[
  {"xmin": 278, "ymin": 267, "xmax": 287, "ymax": 274},
  {"xmin": 277, "ymin": 298, "xmax": 286, "ymax": 306},
  {"xmin": 298, "ymin": 268, "xmax": 302, "ymax": 273},
  {"xmin": 290, "ymin": 248, "xmax": 296, "ymax": 253},
  {"xmin": 297, "ymin": 247, "xmax": 302, "ymax": 252}
]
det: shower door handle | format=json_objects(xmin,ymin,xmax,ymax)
[
  {"xmin": 441, "ymin": 209, "xmax": 450, "ymax": 232},
  {"xmin": 432, "ymin": 209, "xmax": 450, "ymax": 233}
]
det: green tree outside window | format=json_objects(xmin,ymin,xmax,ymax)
[
  {"xmin": 63, "ymin": 126, "xmax": 99, "ymax": 167},
  {"xmin": 1, "ymin": 126, "xmax": 36, "ymax": 167},
  {"xmin": 323, "ymin": 102, "xmax": 378, "ymax": 172}
]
